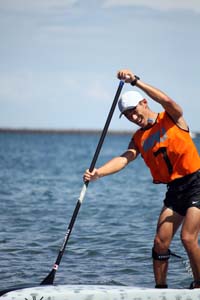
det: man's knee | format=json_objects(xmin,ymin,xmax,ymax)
[
  {"xmin": 153, "ymin": 235, "xmax": 169, "ymax": 252},
  {"xmin": 153, "ymin": 235, "xmax": 171, "ymax": 260},
  {"xmin": 181, "ymin": 232, "xmax": 196, "ymax": 249}
]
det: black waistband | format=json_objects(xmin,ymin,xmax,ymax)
[{"xmin": 167, "ymin": 170, "xmax": 200, "ymax": 189}]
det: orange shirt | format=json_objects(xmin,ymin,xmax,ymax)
[{"xmin": 133, "ymin": 112, "xmax": 200, "ymax": 184}]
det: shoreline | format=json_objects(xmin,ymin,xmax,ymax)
[
  {"xmin": 0, "ymin": 128, "xmax": 199, "ymax": 137},
  {"xmin": 0, "ymin": 127, "xmax": 135, "ymax": 135}
]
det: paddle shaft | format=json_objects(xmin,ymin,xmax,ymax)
[{"xmin": 41, "ymin": 80, "xmax": 125, "ymax": 285}]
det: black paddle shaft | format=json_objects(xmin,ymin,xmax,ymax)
[
  {"xmin": 88, "ymin": 80, "xmax": 125, "ymax": 172},
  {"xmin": 41, "ymin": 80, "xmax": 125, "ymax": 285}
]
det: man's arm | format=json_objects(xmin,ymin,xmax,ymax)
[
  {"xmin": 83, "ymin": 142, "xmax": 138, "ymax": 182},
  {"xmin": 117, "ymin": 69, "xmax": 188, "ymax": 130}
]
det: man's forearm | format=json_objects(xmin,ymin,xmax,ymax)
[
  {"xmin": 136, "ymin": 80, "xmax": 171, "ymax": 105},
  {"xmin": 97, "ymin": 156, "xmax": 128, "ymax": 178}
]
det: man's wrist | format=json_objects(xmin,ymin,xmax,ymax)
[{"xmin": 130, "ymin": 75, "xmax": 140, "ymax": 86}]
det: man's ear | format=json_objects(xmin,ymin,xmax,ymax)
[{"xmin": 140, "ymin": 99, "xmax": 148, "ymax": 106}]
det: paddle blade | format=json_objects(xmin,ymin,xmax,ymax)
[{"xmin": 40, "ymin": 269, "xmax": 56, "ymax": 285}]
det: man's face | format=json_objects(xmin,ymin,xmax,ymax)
[{"xmin": 123, "ymin": 101, "xmax": 148, "ymax": 128}]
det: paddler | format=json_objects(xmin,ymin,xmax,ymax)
[{"xmin": 83, "ymin": 69, "xmax": 200, "ymax": 289}]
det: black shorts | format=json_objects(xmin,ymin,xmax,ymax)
[{"xmin": 164, "ymin": 170, "xmax": 200, "ymax": 216}]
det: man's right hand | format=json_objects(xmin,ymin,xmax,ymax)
[{"xmin": 83, "ymin": 168, "xmax": 100, "ymax": 182}]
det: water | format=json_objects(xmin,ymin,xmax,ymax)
[{"xmin": 0, "ymin": 132, "xmax": 200, "ymax": 290}]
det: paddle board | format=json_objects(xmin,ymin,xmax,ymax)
[{"xmin": 0, "ymin": 284, "xmax": 199, "ymax": 300}]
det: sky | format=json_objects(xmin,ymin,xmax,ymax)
[{"xmin": 0, "ymin": 0, "xmax": 200, "ymax": 132}]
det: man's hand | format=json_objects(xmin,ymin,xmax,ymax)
[
  {"xmin": 83, "ymin": 168, "xmax": 100, "ymax": 182},
  {"xmin": 117, "ymin": 69, "xmax": 136, "ymax": 83}
]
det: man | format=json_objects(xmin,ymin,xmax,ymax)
[{"xmin": 83, "ymin": 69, "xmax": 200, "ymax": 289}]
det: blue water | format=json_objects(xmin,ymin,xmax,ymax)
[{"xmin": 0, "ymin": 132, "xmax": 200, "ymax": 290}]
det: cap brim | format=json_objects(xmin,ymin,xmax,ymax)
[{"xmin": 119, "ymin": 106, "xmax": 136, "ymax": 118}]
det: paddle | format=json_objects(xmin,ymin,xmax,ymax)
[
  {"xmin": 40, "ymin": 79, "xmax": 125, "ymax": 285},
  {"xmin": 0, "ymin": 79, "xmax": 125, "ymax": 297}
]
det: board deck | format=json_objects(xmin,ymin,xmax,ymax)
[{"xmin": 0, "ymin": 284, "xmax": 199, "ymax": 300}]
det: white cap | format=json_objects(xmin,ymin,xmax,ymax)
[{"xmin": 118, "ymin": 91, "xmax": 144, "ymax": 118}]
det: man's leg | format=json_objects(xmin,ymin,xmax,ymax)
[
  {"xmin": 153, "ymin": 206, "xmax": 183, "ymax": 287},
  {"xmin": 181, "ymin": 207, "xmax": 200, "ymax": 288}
]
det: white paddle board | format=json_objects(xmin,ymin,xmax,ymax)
[{"xmin": 0, "ymin": 284, "xmax": 199, "ymax": 300}]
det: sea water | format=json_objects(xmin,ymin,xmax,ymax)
[{"xmin": 0, "ymin": 132, "xmax": 199, "ymax": 289}]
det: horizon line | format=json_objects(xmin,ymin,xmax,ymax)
[
  {"xmin": 0, "ymin": 127, "xmax": 199, "ymax": 137},
  {"xmin": 0, "ymin": 127, "xmax": 135, "ymax": 135}
]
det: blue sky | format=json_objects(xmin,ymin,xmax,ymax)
[{"xmin": 0, "ymin": 0, "xmax": 200, "ymax": 131}]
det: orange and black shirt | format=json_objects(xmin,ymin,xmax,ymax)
[{"xmin": 133, "ymin": 111, "xmax": 200, "ymax": 184}]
